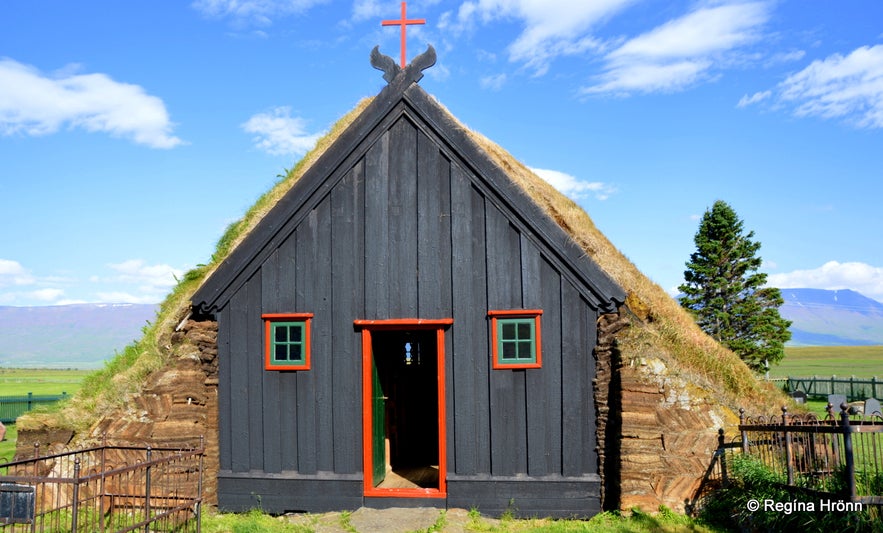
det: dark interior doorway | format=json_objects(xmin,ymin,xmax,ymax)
[{"xmin": 370, "ymin": 329, "xmax": 439, "ymax": 490}]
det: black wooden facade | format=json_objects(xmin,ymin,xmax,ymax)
[{"xmin": 191, "ymin": 57, "xmax": 625, "ymax": 517}]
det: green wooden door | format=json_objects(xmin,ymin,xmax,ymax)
[{"xmin": 371, "ymin": 357, "xmax": 386, "ymax": 486}]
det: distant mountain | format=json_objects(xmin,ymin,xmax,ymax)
[
  {"xmin": 779, "ymin": 288, "xmax": 883, "ymax": 346},
  {"xmin": 0, "ymin": 304, "xmax": 158, "ymax": 368}
]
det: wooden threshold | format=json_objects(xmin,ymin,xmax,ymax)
[{"xmin": 377, "ymin": 466, "xmax": 439, "ymax": 490}]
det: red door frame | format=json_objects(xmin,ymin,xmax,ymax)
[{"xmin": 355, "ymin": 318, "xmax": 452, "ymax": 498}]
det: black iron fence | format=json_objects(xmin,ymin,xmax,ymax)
[
  {"xmin": 0, "ymin": 438, "xmax": 203, "ymax": 532},
  {"xmin": 694, "ymin": 404, "xmax": 883, "ymax": 511},
  {"xmin": 773, "ymin": 376, "xmax": 883, "ymax": 402},
  {"xmin": 0, "ymin": 394, "xmax": 69, "ymax": 424}
]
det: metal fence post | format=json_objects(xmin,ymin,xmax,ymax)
[
  {"xmin": 99, "ymin": 437, "xmax": 107, "ymax": 533},
  {"xmin": 782, "ymin": 406, "xmax": 794, "ymax": 485},
  {"xmin": 144, "ymin": 446, "xmax": 152, "ymax": 533},
  {"xmin": 71, "ymin": 457, "xmax": 80, "ymax": 532},
  {"xmin": 840, "ymin": 404, "xmax": 857, "ymax": 501},
  {"xmin": 739, "ymin": 408, "xmax": 749, "ymax": 454}
]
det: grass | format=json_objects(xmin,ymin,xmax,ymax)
[
  {"xmin": 0, "ymin": 368, "xmax": 90, "ymax": 396},
  {"xmin": 202, "ymin": 509, "xmax": 314, "ymax": 532},
  {"xmin": 0, "ymin": 423, "xmax": 16, "ymax": 463},
  {"xmin": 771, "ymin": 345, "xmax": 883, "ymax": 378},
  {"xmin": 700, "ymin": 454, "xmax": 882, "ymax": 532},
  {"xmin": 201, "ymin": 507, "xmax": 718, "ymax": 533}
]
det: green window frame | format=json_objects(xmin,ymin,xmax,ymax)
[
  {"xmin": 263, "ymin": 313, "xmax": 313, "ymax": 370},
  {"xmin": 488, "ymin": 310, "xmax": 542, "ymax": 369}
]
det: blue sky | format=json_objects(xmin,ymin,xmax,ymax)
[{"xmin": 1, "ymin": 0, "xmax": 882, "ymax": 308}]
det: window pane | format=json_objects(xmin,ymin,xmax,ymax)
[
  {"xmin": 275, "ymin": 326, "xmax": 287, "ymax": 343},
  {"xmin": 290, "ymin": 344, "xmax": 303, "ymax": 362},
  {"xmin": 275, "ymin": 344, "xmax": 288, "ymax": 361},
  {"xmin": 517, "ymin": 341, "xmax": 533, "ymax": 359},
  {"xmin": 289, "ymin": 325, "xmax": 302, "ymax": 342},
  {"xmin": 517, "ymin": 322, "xmax": 532, "ymax": 339},
  {"xmin": 501, "ymin": 323, "xmax": 516, "ymax": 340},
  {"xmin": 502, "ymin": 341, "xmax": 517, "ymax": 359}
]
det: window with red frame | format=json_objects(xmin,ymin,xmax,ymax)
[
  {"xmin": 263, "ymin": 313, "xmax": 313, "ymax": 370},
  {"xmin": 488, "ymin": 310, "xmax": 542, "ymax": 369}
]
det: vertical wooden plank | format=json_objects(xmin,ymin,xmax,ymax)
[
  {"xmin": 561, "ymin": 281, "xmax": 596, "ymax": 476},
  {"xmin": 312, "ymin": 200, "xmax": 334, "ymax": 473},
  {"xmin": 484, "ymin": 203, "xmax": 522, "ymax": 310},
  {"xmin": 520, "ymin": 235, "xmax": 542, "ymax": 309},
  {"xmin": 229, "ymin": 286, "xmax": 250, "ymax": 473},
  {"xmin": 450, "ymin": 166, "xmax": 489, "ymax": 475},
  {"xmin": 246, "ymin": 272, "xmax": 264, "ymax": 472},
  {"xmin": 217, "ymin": 305, "xmax": 232, "ymax": 471},
  {"xmin": 364, "ymin": 133, "xmax": 390, "ymax": 319},
  {"xmin": 331, "ymin": 163, "xmax": 365, "ymax": 474},
  {"xmin": 485, "ymin": 202, "xmax": 527, "ymax": 476},
  {"xmin": 582, "ymin": 305, "xmax": 599, "ymax": 474},
  {"xmin": 296, "ymin": 214, "xmax": 319, "ymax": 475},
  {"xmin": 535, "ymin": 258, "xmax": 565, "ymax": 475},
  {"xmin": 387, "ymin": 118, "xmax": 419, "ymax": 317},
  {"xmin": 277, "ymin": 234, "xmax": 298, "ymax": 310},
  {"xmin": 525, "ymin": 250, "xmax": 562, "ymax": 477},
  {"xmin": 261, "ymin": 249, "xmax": 282, "ymax": 474},
  {"xmin": 278, "ymin": 235, "xmax": 299, "ymax": 472},
  {"xmin": 417, "ymin": 130, "xmax": 452, "ymax": 318}
]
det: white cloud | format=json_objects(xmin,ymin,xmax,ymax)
[
  {"xmin": 480, "ymin": 73, "xmax": 507, "ymax": 91},
  {"xmin": 582, "ymin": 2, "xmax": 770, "ymax": 95},
  {"xmin": 446, "ymin": 0, "xmax": 633, "ymax": 74},
  {"xmin": 94, "ymin": 260, "xmax": 183, "ymax": 303},
  {"xmin": 776, "ymin": 45, "xmax": 883, "ymax": 129},
  {"xmin": 31, "ymin": 288, "xmax": 65, "ymax": 302},
  {"xmin": 192, "ymin": 0, "xmax": 328, "ymax": 26},
  {"xmin": 352, "ymin": 0, "xmax": 384, "ymax": 22},
  {"xmin": 94, "ymin": 291, "xmax": 162, "ymax": 305},
  {"xmin": 737, "ymin": 90, "xmax": 771, "ymax": 107},
  {"xmin": 0, "ymin": 58, "xmax": 183, "ymax": 148},
  {"xmin": 0, "ymin": 259, "xmax": 182, "ymax": 305},
  {"xmin": 0, "ymin": 259, "xmax": 35, "ymax": 286},
  {"xmin": 531, "ymin": 167, "xmax": 616, "ymax": 201},
  {"xmin": 242, "ymin": 106, "xmax": 323, "ymax": 156},
  {"xmin": 768, "ymin": 261, "xmax": 883, "ymax": 303},
  {"xmin": 767, "ymin": 49, "xmax": 805, "ymax": 66},
  {"xmin": 107, "ymin": 260, "xmax": 182, "ymax": 291}
]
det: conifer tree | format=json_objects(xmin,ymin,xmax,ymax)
[{"xmin": 678, "ymin": 200, "xmax": 791, "ymax": 372}]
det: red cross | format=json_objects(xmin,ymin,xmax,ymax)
[{"xmin": 382, "ymin": 2, "xmax": 426, "ymax": 68}]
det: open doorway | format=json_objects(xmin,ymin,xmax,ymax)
[{"xmin": 357, "ymin": 320, "xmax": 449, "ymax": 497}]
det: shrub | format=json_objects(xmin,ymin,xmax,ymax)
[{"xmin": 700, "ymin": 454, "xmax": 881, "ymax": 532}]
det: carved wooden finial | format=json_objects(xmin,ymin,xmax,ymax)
[
  {"xmin": 371, "ymin": 44, "xmax": 436, "ymax": 84},
  {"xmin": 370, "ymin": 46, "xmax": 400, "ymax": 83}
]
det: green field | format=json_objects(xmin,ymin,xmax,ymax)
[
  {"xmin": 1, "ymin": 368, "xmax": 91, "ymax": 463},
  {"xmin": 0, "ymin": 367, "xmax": 90, "ymax": 396},
  {"xmin": 771, "ymin": 345, "xmax": 883, "ymax": 378}
]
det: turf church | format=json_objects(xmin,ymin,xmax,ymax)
[{"xmin": 191, "ymin": 31, "xmax": 626, "ymax": 517}]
